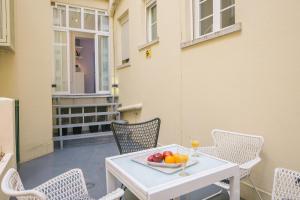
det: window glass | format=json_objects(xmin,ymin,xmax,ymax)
[
  {"xmin": 151, "ymin": 23, "xmax": 157, "ymax": 40},
  {"xmin": 200, "ymin": 0, "xmax": 213, "ymax": 19},
  {"xmin": 221, "ymin": 0, "xmax": 235, "ymax": 9},
  {"xmin": 98, "ymin": 14, "xmax": 109, "ymax": 32},
  {"xmin": 200, "ymin": 17, "xmax": 213, "ymax": 35},
  {"xmin": 100, "ymin": 15, "xmax": 109, "ymax": 32},
  {"xmin": 69, "ymin": 7, "xmax": 81, "ymax": 28},
  {"xmin": 121, "ymin": 19, "xmax": 130, "ymax": 62},
  {"xmin": 53, "ymin": 31, "xmax": 68, "ymax": 92},
  {"xmin": 221, "ymin": 7, "xmax": 235, "ymax": 28},
  {"xmin": 147, "ymin": 3, "xmax": 157, "ymax": 42},
  {"xmin": 98, "ymin": 36, "xmax": 109, "ymax": 91},
  {"xmin": 53, "ymin": 5, "xmax": 66, "ymax": 27},
  {"xmin": 84, "ymin": 9, "xmax": 95, "ymax": 30},
  {"xmin": 151, "ymin": 5, "xmax": 157, "ymax": 24}
]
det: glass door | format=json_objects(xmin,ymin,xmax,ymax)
[
  {"xmin": 95, "ymin": 34, "xmax": 110, "ymax": 93},
  {"xmin": 0, "ymin": 0, "xmax": 7, "ymax": 43},
  {"xmin": 53, "ymin": 30, "xmax": 70, "ymax": 94}
]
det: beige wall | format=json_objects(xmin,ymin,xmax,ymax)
[
  {"xmin": 113, "ymin": 0, "xmax": 300, "ymax": 199},
  {"xmin": 0, "ymin": 98, "xmax": 16, "ymax": 155},
  {"xmin": 0, "ymin": 0, "xmax": 54, "ymax": 162},
  {"xmin": 55, "ymin": 0, "xmax": 108, "ymax": 10},
  {"xmin": 113, "ymin": 0, "xmax": 183, "ymax": 146},
  {"xmin": 52, "ymin": 0, "xmax": 108, "ymax": 10},
  {"xmin": 0, "ymin": 98, "xmax": 17, "ymax": 200}
]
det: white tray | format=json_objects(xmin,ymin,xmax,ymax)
[{"xmin": 132, "ymin": 154, "xmax": 198, "ymax": 174}]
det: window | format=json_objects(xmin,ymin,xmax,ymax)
[
  {"xmin": 98, "ymin": 11, "xmax": 109, "ymax": 32},
  {"xmin": 53, "ymin": 5, "xmax": 66, "ymax": 27},
  {"xmin": 52, "ymin": 3, "xmax": 110, "ymax": 94},
  {"xmin": 98, "ymin": 36, "xmax": 109, "ymax": 91},
  {"xmin": 53, "ymin": 31, "xmax": 69, "ymax": 93},
  {"xmin": 221, "ymin": 0, "xmax": 235, "ymax": 28},
  {"xmin": 84, "ymin": 9, "xmax": 95, "ymax": 30},
  {"xmin": 120, "ymin": 13, "xmax": 129, "ymax": 64},
  {"xmin": 194, "ymin": 0, "xmax": 235, "ymax": 38},
  {"xmin": 69, "ymin": 6, "xmax": 81, "ymax": 28},
  {"xmin": 146, "ymin": 1, "xmax": 157, "ymax": 42}
]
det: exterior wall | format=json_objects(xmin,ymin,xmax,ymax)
[
  {"xmin": 55, "ymin": 0, "xmax": 108, "ymax": 9},
  {"xmin": 0, "ymin": 98, "xmax": 17, "ymax": 199},
  {"xmin": 112, "ymin": 0, "xmax": 300, "ymax": 199},
  {"xmin": 113, "ymin": 0, "xmax": 182, "ymax": 145},
  {"xmin": 0, "ymin": 0, "xmax": 54, "ymax": 163},
  {"xmin": 0, "ymin": 0, "xmax": 109, "ymax": 163}
]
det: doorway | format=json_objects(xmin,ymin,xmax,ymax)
[{"xmin": 71, "ymin": 32, "xmax": 96, "ymax": 94}]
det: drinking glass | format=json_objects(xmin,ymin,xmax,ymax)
[
  {"xmin": 190, "ymin": 137, "xmax": 201, "ymax": 157},
  {"xmin": 178, "ymin": 154, "xmax": 189, "ymax": 176}
]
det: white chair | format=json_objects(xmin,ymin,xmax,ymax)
[
  {"xmin": 1, "ymin": 168, "xmax": 124, "ymax": 200},
  {"xmin": 198, "ymin": 129, "xmax": 264, "ymax": 200},
  {"xmin": 272, "ymin": 168, "xmax": 300, "ymax": 200}
]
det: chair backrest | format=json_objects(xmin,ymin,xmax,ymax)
[
  {"xmin": 111, "ymin": 118, "xmax": 161, "ymax": 154},
  {"xmin": 1, "ymin": 168, "xmax": 46, "ymax": 200},
  {"xmin": 212, "ymin": 129, "xmax": 264, "ymax": 165},
  {"xmin": 272, "ymin": 168, "xmax": 300, "ymax": 200}
]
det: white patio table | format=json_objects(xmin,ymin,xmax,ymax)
[{"xmin": 105, "ymin": 144, "xmax": 240, "ymax": 200}]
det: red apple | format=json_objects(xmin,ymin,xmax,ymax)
[
  {"xmin": 152, "ymin": 153, "xmax": 163, "ymax": 162},
  {"xmin": 163, "ymin": 151, "xmax": 173, "ymax": 158},
  {"xmin": 147, "ymin": 155, "xmax": 154, "ymax": 162}
]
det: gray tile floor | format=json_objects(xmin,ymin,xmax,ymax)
[{"xmin": 19, "ymin": 137, "xmax": 229, "ymax": 200}]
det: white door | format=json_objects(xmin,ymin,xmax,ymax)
[
  {"xmin": 95, "ymin": 34, "xmax": 110, "ymax": 94},
  {"xmin": 53, "ymin": 30, "xmax": 70, "ymax": 94},
  {"xmin": 0, "ymin": 0, "xmax": 7, "ymax": 43}
]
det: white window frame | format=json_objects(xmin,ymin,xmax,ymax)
[
  {"xmin": 193, "ymin": 0, "xmax": 235, "ymax": 39},
  {"xmin": 52, "ymin": 29, "xmax": 70, "ymax": 95},
  {"xmin": 52, "ymin": 3, "xmax": 110, "ymax": 95},
  {"xmin": 0, "ymin": 0, "xmax": 7, "ymax": 43},
  {"xmin": 146, "ymin": 0, "xmax": 157, "ymax": 42}
]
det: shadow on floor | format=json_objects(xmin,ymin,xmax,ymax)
[{"xmin": 19, "ymin": 137, "xmax": 119, "ymax": 198}]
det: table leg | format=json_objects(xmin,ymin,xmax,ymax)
[
  {"xmin": 106, "ymin": 169, "xmax": 119, "ymax": 193},
  {"xmin": 229, "ymin": 173, "xmax": 240, "ymax": 200}
]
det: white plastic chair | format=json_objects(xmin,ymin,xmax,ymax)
[
  {"xmin": 272, "ymin": 168, "xmax": 300, "ymax": 200},
  {"xmin": 198, "ymin": 129, "xmax": 264, "ymax": 200},
  {"xmin": 1, "ymin": 168, "xmax": 124, "ymax": 200}
]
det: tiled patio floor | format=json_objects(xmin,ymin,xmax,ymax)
[{"xmin": 18, "ymin": 137, "xmax": 230, "ymax": 200}]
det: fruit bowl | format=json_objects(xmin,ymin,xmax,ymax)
[
  {"xmin": 132, "ymin": 150, "xmax": 198, "ymax": 174},
  {"xmin": 145, "ymin": 151, "xmax": 188, "ymax": 168},
  {"xmin": 146, "ymin": 160, "xmax": 182, "ymax": 168}
]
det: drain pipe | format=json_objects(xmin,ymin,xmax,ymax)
[{"xmin": 111, "ymin": 10, "xmax": 118, "ymax": 114}]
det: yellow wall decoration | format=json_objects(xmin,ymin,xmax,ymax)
[{"xmin": 145, "ymin": 49, "xmax": 152, "ymax": 58}]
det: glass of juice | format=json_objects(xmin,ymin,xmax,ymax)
[
  {"xmin": 190, "ymin": 137, "xmax": 201, "ymax": 157},
  {"xmin": 178, "ymin": 154, "xmax": 189, "ymax": 176}
]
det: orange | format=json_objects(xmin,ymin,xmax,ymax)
[
  {"xmin": 173, "ymin": 153, "xmax": 181, "ymax": 163},
  {"xmin": 180, "ymin": 154, "xmax": 189, "ymax": 163},
  {"xmin": 175, "ymin": 154, "xmax": 189, "ymax": 164},
  {"xmin": 164, "ymin": 155, "xmax": 176, "ymax": 164}
]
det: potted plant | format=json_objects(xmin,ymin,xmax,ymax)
[
  {"xmin": 89, "ymin": 116, "xmax": 99, "ymax": 133},
  {"xmin": 73, "ymin": 117, "xmax": 82, "ymax": 134}
]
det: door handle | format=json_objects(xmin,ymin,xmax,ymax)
[{"xmin": 51, "ymin": 84, "xmax": 57, "ymax": 88}]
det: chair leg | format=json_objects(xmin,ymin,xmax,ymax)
[{"xmin": 248, "ymin": 176, "xmax": 263, "ymax": 200}]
